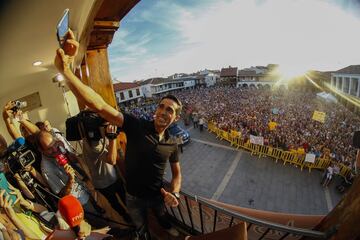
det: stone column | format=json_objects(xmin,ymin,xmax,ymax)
[
  {"xmin": 357, "ymin": 78, "xmax": 360, "ymax": 97},
  {"xmin": 336, "ymin": 77, "xmax": 339, "ymax": 89},
  {"xmin": 341, "ymin": 77, "xmax": 346, "ymax": 92},
  {"xmin": 349, "ymin": 78, "xmax": 353, "ymax": 95}
]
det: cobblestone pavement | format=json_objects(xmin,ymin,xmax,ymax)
[{"xmin": 164, "ymin": 122, "xmax": 344, "ymax": 215}]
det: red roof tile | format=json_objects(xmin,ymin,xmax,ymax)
[
  {"xmin": 113, "ymin": 82, "xmax": 140, "ymax": 91},
  {"xmin": 335, "ymin": 65, "xmax": 360, "ymax": 74},
  {"xmin": 220, "ymin": 67, "xmax": 238, "ymax": 77}
]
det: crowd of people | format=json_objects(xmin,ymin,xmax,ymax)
[
  {"xmin": 175, "ymin": 86, "xmax": 359, "ymax": 170},
  {"xmin": 0, "ymin": 30, "xmax": 183, "ymax": 240},
  {"xmin": 1, "ymin": 27, "xmax": 359, "ymax": 239}
]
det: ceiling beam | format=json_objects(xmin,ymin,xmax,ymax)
[{"xmin": 75, "ymin": 0, "xmax": 139, "ymax": 64}]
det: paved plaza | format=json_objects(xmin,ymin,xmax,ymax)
[{"xmin": 164, "ymin": 123, "xmax": 344, "ymax": 215}]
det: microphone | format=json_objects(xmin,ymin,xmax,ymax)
[
  {"xmin": 55, "ymin": 145, "xmax": 69, "ymax": 166},
  {"xmin": 55, "ymin": 153, "xmax": 68, "ymax": 167},
  {"xmin": 58, "ymin": 195, "xmax": 84, "ymax": 228}
]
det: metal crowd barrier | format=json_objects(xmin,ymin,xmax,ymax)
[{"xmin": 207, "ymin": 123, "xmax": 352, "ymax": 178}]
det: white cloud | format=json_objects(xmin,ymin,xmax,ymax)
[{"xmin": 111, "ymin": 0, "xmax": 360, "ymax": 82}]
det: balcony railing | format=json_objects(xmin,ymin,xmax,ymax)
[{"xmin": 164, "ymin": 186, "xmax": 330, "ymax": 240}]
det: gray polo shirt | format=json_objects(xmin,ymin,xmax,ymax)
[{"xmin": 82, "ymin": 140, "xmax": 118, "ymax": 189}]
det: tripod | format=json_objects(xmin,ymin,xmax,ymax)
[{"xmin": 32, "ymin": 182, "xmax": 60, "ymax": 212}]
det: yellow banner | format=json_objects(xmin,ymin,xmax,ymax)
[{"xmin": 312, "ymin": 111, "xmax": 326, "ymax": 123}]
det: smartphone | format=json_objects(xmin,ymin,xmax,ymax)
[
  {"xmin": 56, "ymin": 8, "xmax": 70, "ymax": 47},
  {"xmin": 0, "ymin": 173, "xmax": 17, "ymax": 205}
]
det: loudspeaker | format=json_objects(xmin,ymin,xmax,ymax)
[{"xmin": 352, "ymin": 131, "xmax": 360, "ymax": 148}]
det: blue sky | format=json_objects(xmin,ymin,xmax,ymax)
[{"xmin": 108, "ymin": 0, "xmax": 360, "ymax": 82}]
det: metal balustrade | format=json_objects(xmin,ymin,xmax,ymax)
[{"xmin": 164, "ymin": 186, "xmax": 330, "ymax": 240}]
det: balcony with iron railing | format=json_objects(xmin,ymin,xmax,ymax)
[{"xmin": 146, "ymin": 182, "xmax": 329, "ymax": 240}]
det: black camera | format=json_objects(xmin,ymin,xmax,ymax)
[
  {"xmin": 11, "ymin": 100, "xmax": 27, "ymax": 113},
  {"xmin": 6, "ymin": 145, "xmax": 35, "ymax": 174},
  {"xmin": 65, "ymin": 110, "xmax": 106, "ymax": 141}
]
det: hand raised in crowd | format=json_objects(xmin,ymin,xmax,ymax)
[
  {"xmin": 54, "ymin": 29, "xmax": 79, "ymax": 73},
  {"xmin": 160, "ymin": 188, "xmax": 179, "ymax": 207},
  {"xmin": 0, "ymin": 190, "xmax": 18, "ymax": 216},
  {"xmin": 3, "ymin": 101, "xmax": 15, "ymax": 118},
  {"xmin": 0, "ymin": 218, "xmax": 21, "ymax": 240},
  {"xmin": 64, "ymin": 164, "xmax": 76, "ymax": 181},
  {"xmin": 77, "ymin": 220, "xmax": 92, "ymax": 240},
  {"xmin": 8, "ymin": 185, "xmax": 28, "ymax": 207}
]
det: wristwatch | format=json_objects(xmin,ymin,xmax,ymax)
[{"xmin": 172, "ymin": 192, "xmax": 180, "ymax": 199}]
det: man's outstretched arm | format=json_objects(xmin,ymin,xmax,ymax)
[{"xmin": 54, "ymin": 30, "xmax": 124, "ymax": 127}]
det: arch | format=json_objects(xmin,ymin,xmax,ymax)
[{"xmin": 264, "ymin": 84, "xmax": 271, "ymax": 90}]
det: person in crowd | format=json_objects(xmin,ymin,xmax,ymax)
[
  {"xmin": 322, "ymin": 164, "xmax": 334, "ymax": 187},
  {"xmin": 54, "ymin": 29, "xmax": 182, "ymax": 238},
  {"xmin": 172, "ymin": 86, "xmax": 358, "ymax": 168},
  {"xmin": 2, "ymin": 102, "xmax": 48, "ymax": 197},
  {"xmin": 192, "ymin": 112, "xmax": 199, "ymax": 128},
  {"xmin": 0, "ymin": 183, "xmax": 53, "ymax": 239},
  {"xmin": 0, "ymin": 215, "xmax": 22, "ymax": 240},
  {"xmin": 36, "ymin": 130, "xmax": 108, "ymax": 229},
  {"xmin": 336, "ymin": 171, "xmax": 355, "ymax": 193},
  {"xmin": 36, "ymin": 120, "xmax": 76, "ymax": 154},
  {"xmin": 199, "ymin": 116, "xmax": 205, "ymax": 132},
  {"xmin": 0, "ymin": 134, "xmax": 7, "ymax": 157},
  {"xmin": 79, "ymin": 121, "xmax": 131, "ymax": 223},
  {"xmin": 52, "ymin": 195, "xmax": 109, "ymax": 240}
]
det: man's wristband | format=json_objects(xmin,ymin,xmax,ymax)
[
  {"xmin": 105, "ymin": 132, "xmax": 118, "ymax": 140},
  {"xmin": 171, "ymin": 192, "xmax": 180, "ymax": 199}
]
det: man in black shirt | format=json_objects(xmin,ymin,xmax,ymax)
[{"xmin": 55, "ymin": 30, "xmax": 182, "ymax": 237}]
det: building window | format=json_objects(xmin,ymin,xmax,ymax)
[
  {"xmin": 128, "ymin": 90, "xmax": 133, "ymax": 98},
  {"xmin": 136, "ymin": 88, "xmax": 140, "ymax": 96},
  {"xmin": 120, "ymin": 92, "xmax": 125, "ymax": 100}
]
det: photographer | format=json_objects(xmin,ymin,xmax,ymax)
[
  {"xmin": 78, "ymin": 119, "xmax": 131, "ymax": 223},
  {"xmin": 2, "ymin": 102, "xmax": 47, "ymax": 199}
]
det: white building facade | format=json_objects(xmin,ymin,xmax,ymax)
[
  {"xmin": 204, "ymin": 73, "xmax": 217, "ymax": 87},
  {"xmin": 140, "ymin": 77, "xmax": 196, "ymax": 98},
  {"xmin": 331, "ymin": 65, "xmax": 360, "ymax": 97},
  {"xmin": 113, "ymin": 82, "xmax": 144, "ymax": 104}
]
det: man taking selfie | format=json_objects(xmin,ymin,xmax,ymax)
[{"xmin": 54, "ymin": 30, "xmax": 182, "ymax": 238}]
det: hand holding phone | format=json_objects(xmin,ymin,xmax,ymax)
[
  {"xmin": 57, "ymin": 9, "xmax": 69, "ymax": 48},
  {"xmin": 0, "ymin": 173, "xmax": 17, "ymax": 206}
]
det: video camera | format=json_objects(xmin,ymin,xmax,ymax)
[
  {"xmin": 6, "ymin": 145, "xmax": 35, "ymax": 174},
  {"xmin": 11, "ymin": 100, "xmax": 27, "ymax": 113},
  {"xmin": 66, "ymin": 110, "xmax": 107, "ymax": 142}
]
